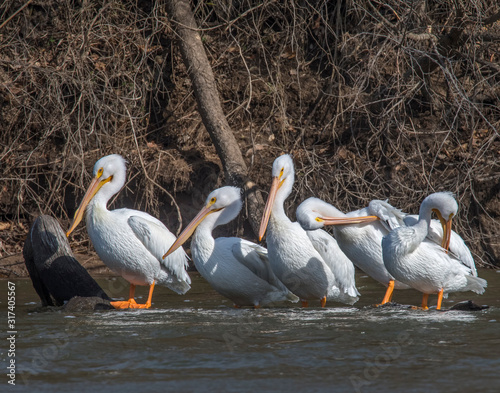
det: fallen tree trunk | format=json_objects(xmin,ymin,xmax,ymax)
[
  {"xmin": 166, "ymin": 0, "xmax": 264, "ymax": 237},
  {"xmin": 23, "ymin": 215, "xmax": 111, "ymax": 309}
]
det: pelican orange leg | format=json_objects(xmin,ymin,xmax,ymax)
[
  {"xmin": 376, "ymin": 280, "xmax": 395, "ymax": 306},
  {"xmin": 436, "ymin": 288, "xmax": 444, "ymax": 310},
  {"xmin": 421, "ymin": 293, "xmax": 429, "ymax": 310}
]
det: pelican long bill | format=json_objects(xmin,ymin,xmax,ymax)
[
  {"xmin": 259, "ymin": 175, "xmax": 282, "ymax": 241},
  {"xmin": 66, "ymin": 175, "xmax": 111, "ymax": 237},
  {"xmin": 433, "ymin": 209, "xmax": 452, "ymax": 252},
  {"xmin": 442, "ymin": 218, "xmax": 452, "ymax": 251},
  {"xmin": 320, "ymin": 215, "xmax": 380, "ymax": 226},
  {"xmin": 163, "ymin": 204, "xmax": 215, "ymax": 259}
]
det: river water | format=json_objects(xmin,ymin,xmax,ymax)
[{"xmin": 2, "ymin": 269, "xmax": 500, "ymax": 392}]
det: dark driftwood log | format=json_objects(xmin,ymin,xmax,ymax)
[
  {"xmin": 373, "ymin": 300, "xmax": 488, "ymax": 311},
  {"xmin": 23, "ymin": 215, "xmax": 111, "ymax": 309},
  {"xmin": 166, "ymin": 0, "xmax": 264, "ymax": 237},
  {"xmin": 449, "ymin": 300, "xmax": 489, "ymax": 311}
]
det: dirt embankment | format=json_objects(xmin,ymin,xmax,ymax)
[{"xmin": 1, "ymin": 1, "xmax": 499, "ymax": 278}]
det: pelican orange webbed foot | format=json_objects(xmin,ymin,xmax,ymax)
[
  {"xmin": 410, "ymin": 289, "xmax": 445, "ymax": 311},
  {"xmin": 411, "ymin": 296, "xmax": 429, "ymax": 310},
  {"xmin": 110, "ymin": 282, "xmax": 155, "ymax": 309},
  {"xmin": 410, "ymin": 306, "xmax": 429, "ymax": 311},
  {"xmin": 111, "ymin": 300, "xmax": 138, "ymax": 310}
]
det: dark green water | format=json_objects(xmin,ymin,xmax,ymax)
[{"xmin": 2, "ymin": 269, "xmax": 500, "ymax": 392}]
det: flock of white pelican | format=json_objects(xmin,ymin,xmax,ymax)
[{"xmin": 66, "ymin": 154, "xmax": 487, "ymax": 310}]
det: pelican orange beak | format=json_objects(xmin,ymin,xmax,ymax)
[
  {"xmin": 434, "ymin": 209, "xmax": 452, "ymax": 252},
  {"xmin": 259, "ymin": 175, "xmax": 283, "ymax": 241},
  {"xmin": 66, "ymin": 172, "xmax": 112, "ymax": 237},
  {"xmin": 162, "ymin": 202, "xmax": 219, "ymax": 259},
  {"xmin": 319, "ymin": 215, "xmax": 380, "ymax": 226},
  {"xmin": 442, "ymin": 219, "xmax": 452, "ymax": 251}
]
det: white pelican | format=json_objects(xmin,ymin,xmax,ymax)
[
  {"xmin": 382, "ymin": 192, "xmax": 487, "ymax": 310},
  {"xmin": 163, "ymin": 186, "xmax": 298, "ymax": 307},
  {"xmin": 258, "ymin": 154, "xmax": 378, "ymax": 307},
  {"xmin": 66, "ymin": 154, "xmax": 191, "ymax": 309},
  {"xmin": 296, "ymin": 197, "xmax": 411, "ymax": 305}
]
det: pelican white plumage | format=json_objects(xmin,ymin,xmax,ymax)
[
  {"xmin": 66, "ymin": 154, "xmax": 190, "ymax": 309},
  {"xmin": 296, "ymin": 197, "xmax": 411, "ymax": 305},
  {"xmin": 163, "ymin": 186, "xmax": 298, "ymax": 307},
  {"xmin": 298, "ymin": 224, "xmax": 361, "ymax": 305},
  {"xmin": 403, "ymin": 214, "xmax": 476, "ymax": 276},
  {"xmin": 258, "ymin": 155, "xmax": 378, "ymax": 307},
  {"xmin": 382, "ymin": 192, "xmax": 487, "ymax": 310}
]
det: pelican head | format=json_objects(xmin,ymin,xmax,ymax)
[
  {"xmin": 163, "ymin": 186, "xmax": 242, "ymax": 259},
  {"xmin": 66, "ymin": 154, "xmax": 127, "ymax": 237},
  {"xmin": 420, "ymin": 191, "xmax": 458, "ymax": 251},
  {"xmin": 258, "ymin": 154, "xmax": 295, "ymax": 241},
  {"xmin": 296, "ymin": 197, "xmax": 379, "ymax": 231}
]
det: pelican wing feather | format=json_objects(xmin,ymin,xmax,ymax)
[{"xmin": 128, "ymin": 214, "xmax": 191, "ymax": 284}]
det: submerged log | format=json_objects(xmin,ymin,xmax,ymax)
[
  {"xmin": 372, "ymin": 300, "xmax": 488, "ymax": 311},
  {"xmin": 23, "ymin": 215, "xmax": 112, "ymax": 309},
  {"xmin": 448, "ymin": 300, "xmax": 489, "ymax": 311},
  {"xmin": 63, "ymin": 296, "xmax": 113, "ymax": 312}
]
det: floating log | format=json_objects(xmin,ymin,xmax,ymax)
[{"xmin": 23, "ymin": 215, "xmax": 112, "ymax": 309}]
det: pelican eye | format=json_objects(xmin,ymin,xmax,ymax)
[
  {"xmin": 97, "ymin": 168, "xmax": 104, "ymax": 178},
  {"xmin": 315, "ymin": 217, "xmax": 324, "ymax": 222},
  {"xmin": 280, "ymin": 167, "xmax": 284, "ymax": 178},
  {"xmin": 210, "ymin": 197, "xmax": 217, "ymax": 205}
]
